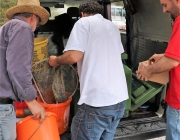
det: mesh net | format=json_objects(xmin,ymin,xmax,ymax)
[{"xmin": 32, "ymin": 59, "xmax": 78, "ymax": 104}]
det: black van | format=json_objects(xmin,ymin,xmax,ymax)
[{"xmin": 19, "ymin": 0, "xmax": 171, "ymax": 139}]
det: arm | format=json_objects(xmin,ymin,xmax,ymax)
[
  {"xmin": 149, "ymin": 55, "xmax": 179, "ymax": 73},
  {"xmin": 7, "ymin": 27, "xmax": 37, "ymax": 100},
  {"xmin": 7, "ymin": 26, "xmax": 46, "ymax": 122},
  {"xmin": 136, "ymin": 56, "xmax": 179, "ymax": 81},
  {"xmin": 24, "ymin": 100, "xmax": 46, "ymax": 123},
  {"xmin": 149, "ymin": 53, "xmax": 164, "ymax": 63},
  {"xmin": 49, "ymin": 50, "xmax": 84, "ymax": 67}
]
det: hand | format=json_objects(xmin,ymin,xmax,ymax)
[
  {"xmin": 24, "ymin": 99, "xmax": 46, "ymax": 123},
  {"xmin": 149, "ymin": 54, "xmax": 164, "ymax": 63},
  {"xmin": 48, "ymin": 56, "xmax": 59, "ymax": 67},
  {"xmin": 136, "ymin": 63, "xmax": 151, "ymax": 81}
]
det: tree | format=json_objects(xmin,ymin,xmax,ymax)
[{"xmin": 0, "ymin": 0, "xmax": 17, "ymax": 26}]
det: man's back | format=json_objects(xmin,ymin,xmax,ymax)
[
  {"xmin": 64, "ymin": 14, "xmax": 128, "ymax": 107},
  {"xmin": 49, "ymin": 2, "xmax": 128, "ymax": 139},
  {"xmin": 0, "ymin": 17, "xmax": 36, "ymax": 101}
]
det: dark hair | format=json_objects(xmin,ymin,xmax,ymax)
[
  {"xmin": 79, "ymin": 1, "xmax": 103, "ymax": 15},
  {"xmin": 14, "ymin": 12, "xmax": 33, "ymax": 18}
]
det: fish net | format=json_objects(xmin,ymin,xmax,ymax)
[{"xmin": 32, "ymin": 59, "xmax": 78, "ymax": 104}]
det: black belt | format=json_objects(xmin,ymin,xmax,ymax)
[{"xmin": 0, "ymin": 98, "xmax": 13, "ymax": 104}]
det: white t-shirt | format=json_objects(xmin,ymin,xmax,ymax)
[{"xmin": 64, "ymin": 14, "xmax": 128, "ymax": 107}]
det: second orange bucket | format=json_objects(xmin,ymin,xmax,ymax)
[
  {"xmin": 16, "ymin": 112, "xmax": 60, "ymax": 140},
  {"xmin": 37, "ymin": 96, "xmax": 72, "ymax": 134}
]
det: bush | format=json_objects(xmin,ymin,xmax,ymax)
[{"xmin": 0, "ymin": 0, "xmax": 17, "ymax": 26}]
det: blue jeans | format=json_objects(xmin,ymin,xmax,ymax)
[
  {"xmin": 0, "ymin": 104, "xmax": 16, "ymax": 140},
  {"xmin": 166, "ymin": 105, "xmax": 180, "ymax": 140},
  {"xmin": 71, "ymin": 101, "xmax": 126, "ymax": 140}
]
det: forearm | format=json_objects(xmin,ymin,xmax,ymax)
[
  {"xmin": 157, "ymin": 53, "xmax": 165, "ymax": 61},
  {"xmin": 56, "ymin": 53, "xmax": 77, "ymax": 65},
  {"xmin": 56, "ymin": 50, "xmax": 84, "ymax": 65},
  {"xmin": 147, "ymin": 56, "xmax": 179, "ymax": 74},
  {"xmin": 159, "ymin": 53, "xmax": 164, "ymax": 57},
  {"xmin": 149, "ymin": 53, "xmax": 165, "ymax": 63}
]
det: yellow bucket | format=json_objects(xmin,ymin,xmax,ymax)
[{"xmin": 33, "ymin": 38, "xmax": 48, "ymax": 65}]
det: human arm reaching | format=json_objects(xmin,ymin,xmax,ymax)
[{"xmin": 49, "ymin": 50, "xmax": 83, "ymax": 67}]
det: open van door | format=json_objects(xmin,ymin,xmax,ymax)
[{"xmin": 10, "ymin": 0, "xmax": 171, "ymax": 139}]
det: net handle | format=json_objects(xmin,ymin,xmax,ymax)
[
  {"xmin": 68, "ymin": 64, "xmax": 79, "ymax": 99},
  {"xmin": 31, "ymin": 73, "xmax": 47, "ymax": 104}
]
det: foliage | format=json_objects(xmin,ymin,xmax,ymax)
[
  {"xmin": 112, "ymin": 1, "xmax": 124, "ymax": 6},
  {"xmin": 0, "ymin": 0, "xmax": 17, "ymax": 26}
]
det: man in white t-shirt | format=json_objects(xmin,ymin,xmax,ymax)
[{"xmin": 49, "ymin": 1, "xmax": 128, "ymax": 140}]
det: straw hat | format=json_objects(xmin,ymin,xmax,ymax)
[{"xmin": 6, "ymin": 0, "xmax": 50, "ymax": 25}]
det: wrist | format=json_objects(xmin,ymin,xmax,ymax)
[
  {"xmin": 55, "ymin": 56, "xmax": 60, "ymax": 65},
  {"xmin": 24, "ymin": 99, "xmax": 35, "ymax": 104}
]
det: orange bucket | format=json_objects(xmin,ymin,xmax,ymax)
[
  {"xmin": 16, "ymin": 112, "xmax": 60, "ymax": 140},
  {"xmin": 37, "ymin": 97, "xmax": 72, "ymax": 134}
]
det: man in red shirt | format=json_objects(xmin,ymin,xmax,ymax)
[{"xmin": 136, "ymin": 0, "xmax": 180, "ymax": 139}]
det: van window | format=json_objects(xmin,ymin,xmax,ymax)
[
  {"xmin": 111, "ymin": 5, "xmax": 126, "ymax": 30},
  {"xmin": 122, "ymin": 9, "xmax": 126, "ymax": 17},
  {"xmin": 116, "ymin": 8, "xmax": 122, "ymax": 17},
  {"xmin": 49, "ymin": 4, "xmax": 78, "ymax": 20},
  {"xmin": 111, "ymin": 8, "xmax": 115, "ymax": 17}
]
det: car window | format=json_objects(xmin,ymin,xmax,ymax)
[
  {"xmin": 122, "ymin": 9, "xmax": 126, "ymax": 17},
  {"xmin": 116, "ymin": 8, "xmax": 122, "ymax": 17},
  {"xmin": 111, "ymin": 8, "xmax": 115, "ymax": 16},
  {"xmin": 111, "ymin": 5, "xmax": 126, "ymax": 30}
]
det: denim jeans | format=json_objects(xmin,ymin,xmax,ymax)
[
  {"xmin": 71, "ymin": 101, "xmax": 126, "ymax": 140},
  {"xmin": 0, "ymin": 104, "xmax": 16, "ymax": 140},
  {"xmin": 166, "ymin": 105, "xmax": 180, "ymax": 140}
]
